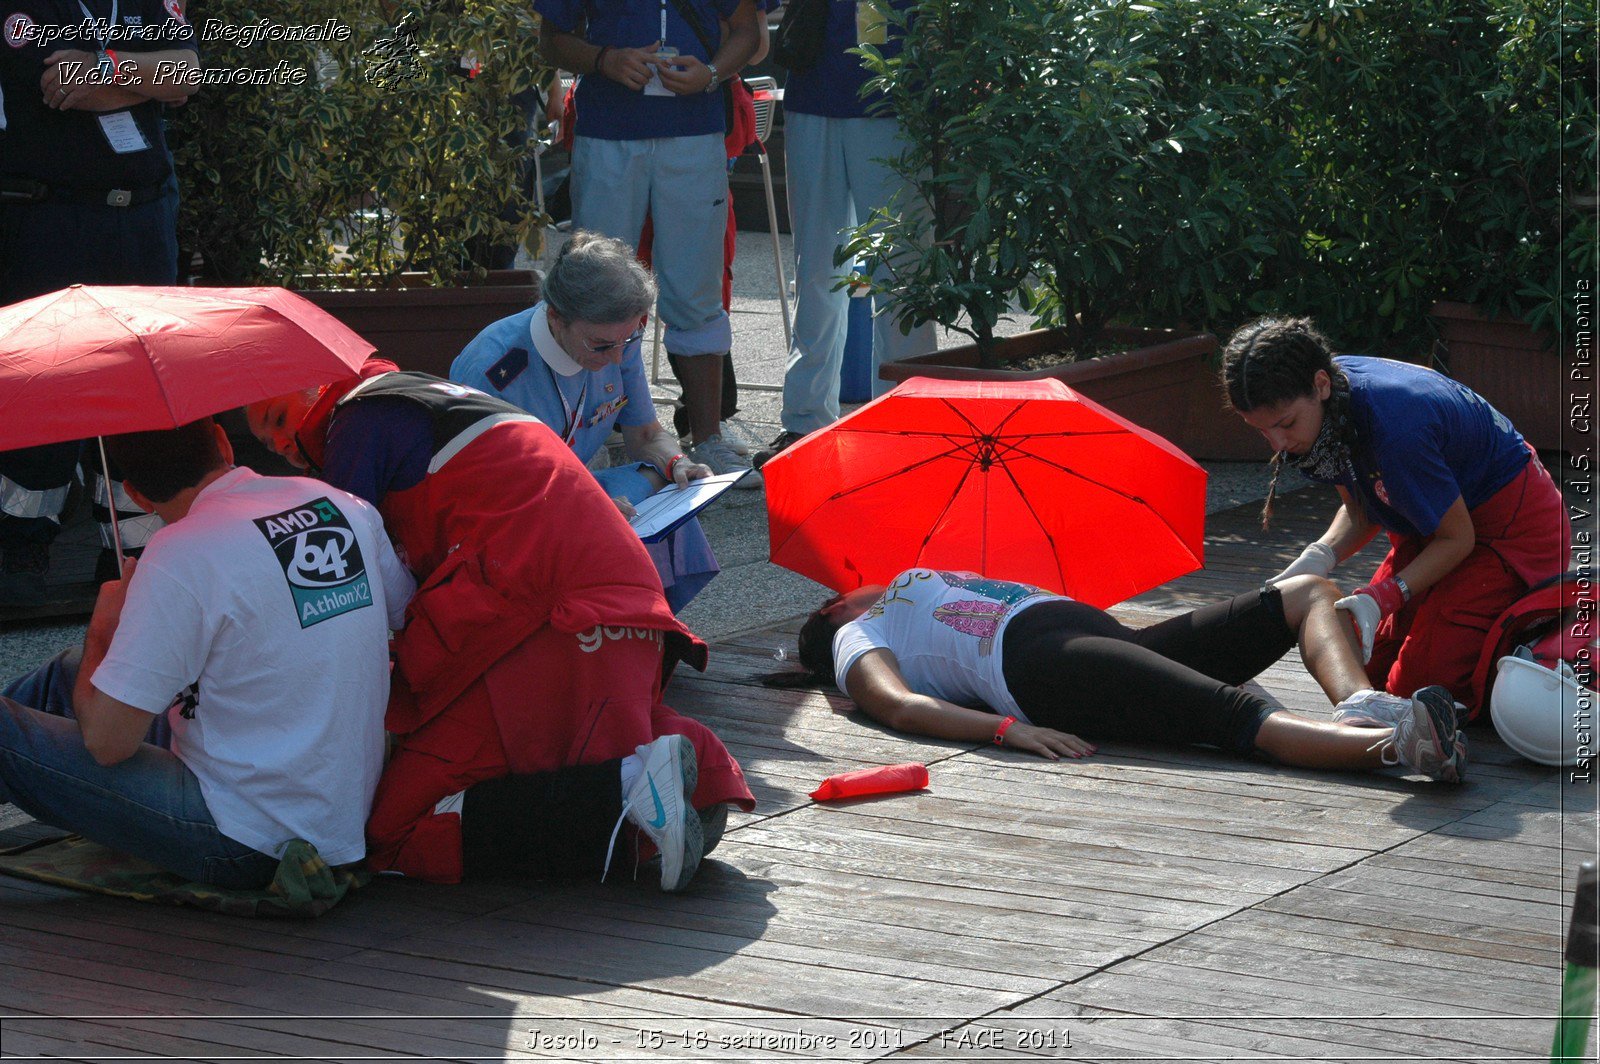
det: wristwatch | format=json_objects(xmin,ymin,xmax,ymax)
[{"xmin": 703, "ymin": 61, "xmax": 720, "ymax": 92}]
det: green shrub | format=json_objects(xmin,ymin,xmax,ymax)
[
  {"xmin": 171, "ymin": 0, "xmax": 546, "ymax": 287},
  {"xmin": 1269, "ymin": 0, "xmax": 1595, "ymax": 350},
  {"xmin": 846, "ymin": 0, "xmax": 1593, "ymax": 358},
  {"xmin": 843, "ymin": 0, "xmax": 1303, "ymax": 361}
]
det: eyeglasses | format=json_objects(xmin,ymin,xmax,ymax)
[{"xmin": 578, "ymin": 326, "xmax": 644, "ymax": 354}]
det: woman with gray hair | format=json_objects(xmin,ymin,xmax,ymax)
[{"xmin": 452, "ymin": 232, "xmax": 731, "ymax": 610}]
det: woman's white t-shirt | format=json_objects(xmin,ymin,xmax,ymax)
[{"xmin": 831, "ymin": 569, "xmax": 1060, "ymax": 721}]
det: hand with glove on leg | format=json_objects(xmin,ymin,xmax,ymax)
[
  {"xmin": 1335, "ymin": 577, "xmax": 1408, "ymax": 663},
  {"xmin": 1268, "ymin": 541, "xmax": 1338, "ymax": 585}
]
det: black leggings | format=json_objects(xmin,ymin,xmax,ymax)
[{"xmin": 999, "ymin": 588, "xmax": 1296, "ymax": 755}]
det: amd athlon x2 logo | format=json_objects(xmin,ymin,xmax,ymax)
[{"xmin": 254, "ymin": 497, "xmax": 372, "ymax": 629}]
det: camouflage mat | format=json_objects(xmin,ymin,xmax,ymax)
[{"xmin": 0, "ymin": 834, "xmax": 371, "ymax": 918}]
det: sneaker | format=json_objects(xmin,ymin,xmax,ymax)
[
  {"xmin": 688, "ymin": 435, "xmax": 762, "ymax": 489},
  {"xmin": 753, "ymin": 430, "xmax": 806, "ymax": 470},
  {"xmin": 0, "ymin": 542, "xmax": 49, "ymax": 608},
  {"xmin": 1332, "ymin": 689, "xmax": 1412, "ymax": 729},
  {"xmin": 672, "ymin": 406, "xmax": 750, "ymax": 455},
  {"xmin": 622, "ymin": 735, "xmax": 703, "ymax": 891},
  {"xmin": 1374, "ymin": 685, "xmax": 1467, "ymax": 783},
  {"xmin": 699, "ymin": 801, "xmax": 729, "ymax": 857},
  {"xmin": 718, "ymin": 421, "xmax": 753, "ymax": 456}
]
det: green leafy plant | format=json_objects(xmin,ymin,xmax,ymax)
[
  {"xmin": 1269, "ymin": 0, "xmax": 1596, "ymax": 350},
  {"xmin": 842, "ymin": 0, "xmax": 1302, "ymax": 364},
  {"xmin": 843, "ymin": 0, "xmax": 1593, "ymax": 362},
  {"xmin": 171, "ymin": 0, "xmax": 547, "ymax": 287}
]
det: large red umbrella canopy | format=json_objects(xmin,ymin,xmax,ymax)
[
  {"xmin": 0, "ymin": 285, "xmax": 374, "ymax": 450},
  {"xmin": 764, "ymin": 377, "xmax": 1207, "ymax": 608}
]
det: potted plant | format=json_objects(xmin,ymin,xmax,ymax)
[
  {"xmin": 171, "ymin": 0, "xmax": 548, "ymax": 378},
  {"xmin": 1263, "ymin": 0, "xmax": 1592, "ymax": 449},
  {"xmin": 842, "ymin": 0, "xmax": 1302, "ymax": 458},
  {"xmin": 1426, "ymin": 3, "xmax": 1594, "ymax": 451}
]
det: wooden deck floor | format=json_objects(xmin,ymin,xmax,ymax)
[{"xmin": 1, "ymin": 487, "xmax": 1593, "ymax": 1062}]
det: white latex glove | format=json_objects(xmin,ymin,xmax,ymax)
[
  {"xmin": 1268, "ymin": 541, "xmax": 1338, "ymax": 586},
  {"xmin": 1335, "ymin": 591, "xmax": 1381, "ymax": 663}
]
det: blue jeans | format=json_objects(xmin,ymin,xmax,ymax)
[
  {"xmin": 0, "ymin": 648, "xmax": 279, "ymax": 889},
  {"xmin": 780, "ymin": 113, "xmax": 937, "ymax": 433}
]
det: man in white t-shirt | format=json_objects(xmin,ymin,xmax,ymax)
[{"xmin": 0, "ymin": 418, "xmax": 415, "ymax": 887}]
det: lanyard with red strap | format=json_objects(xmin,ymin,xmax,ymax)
[{"xmin": 545, "ymin": 361, "xmax": 590, "ymax": 449}]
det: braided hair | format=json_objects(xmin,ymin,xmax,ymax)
[{"xmin": 1221, "ymin": 317, "xmax": 1356, "ymax": 529}]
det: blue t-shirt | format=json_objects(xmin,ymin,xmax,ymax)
[
  {"xmin": 450, "ymin": 304, "xmax": 654, "ymax": 465},
  {"xmin": 1305, "ymin": 356, "xmax": 1530, "ymax": 538},
  {"xmin": 320, "ymin": 398, "xmax": 434, "ymax": 509},
  {"xmin": 535, "ymin": 0, "xmax": 739, "ymax": 140},
  {"xmin": 0, "ymin": 0, "xmax": 198, "ymax": 188},
  {"xmin": 784, "ymin": 0, "xmax": 912, "ymax": 118}
]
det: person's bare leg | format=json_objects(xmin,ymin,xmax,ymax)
[
  {"xmin": 675, "ymin": 352, "xmax": 724, "ymax": 444},
  {"xmin": 1274, "ymin": 575, "xmax": 1373, "ymax": 704},
  {"xmin": 1253, "ymin": 711, "xmax": 1389, "ymax": 769}
]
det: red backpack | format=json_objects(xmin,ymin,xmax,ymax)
[{"xmin": 1468, "ymin": 570, "xmax": 1596, "ymax": 724}]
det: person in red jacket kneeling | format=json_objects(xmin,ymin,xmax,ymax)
[{"xmin": 247, "ymin": 361, "xmax": 754, "ymax": 891}]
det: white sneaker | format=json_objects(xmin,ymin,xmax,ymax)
[
  {"xmin": 1333, "ymin": 689, "xmax": 1412, "ymax": 728},
  {"xmin": 615, "ymin": 735, "xmax": 703, "ymax": 891},
  {"xmin": 718, "ymin": 422, "xmax": 753, "ymax": 456},
  {"xmin": 689, "ymin": 434, "xmax": 762, "ymax": 489},
  {"xmin": 1373, "ymin": 685, "xmax": 1467, "ymax": 783}
]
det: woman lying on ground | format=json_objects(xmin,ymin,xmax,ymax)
[
  {"xmin": 1221, "ymin": 316, "xmax": 1568, "ymax": 714},
  {"xmin": 767, "ymin": 567, "xmax": 1466, "ymax": 782}
]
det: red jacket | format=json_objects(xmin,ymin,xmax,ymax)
[{"xmin": 297, "ymin": 365, "xmax": 707, "ymax": 746}]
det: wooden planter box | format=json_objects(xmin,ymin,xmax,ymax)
[
  {"xmin": 302, "ymin": 270, "xmax": 543, "ymax": 380},
  {"xmin": 1431, "ymin": 301, "xmax": 1568, "ymax": 452},
  {"xmin": 879, "ymin": 326, "xmax": 1265, "ymax": 461}
]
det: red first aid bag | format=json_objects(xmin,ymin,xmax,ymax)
[{"xmin": 809, "ymin": 763, "xmax": 929, "ymax": 801}]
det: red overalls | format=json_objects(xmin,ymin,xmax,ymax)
[{"xmin": 1366, "ymin": 448, "xmax": 1570, "ymax": 713}]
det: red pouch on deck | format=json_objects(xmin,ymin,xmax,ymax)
[{"xmin": 809, "ymin": 763, "xmax": 929, "ymax": 802}]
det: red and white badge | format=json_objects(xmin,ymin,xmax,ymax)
[
  {"xmin": 162, "ymin": 0, "xmax": 186, "ymax": 23},
  {"xmin": 1373, "ymin": 478, "xmax": 1391, "ymax": 505},
  {"xmin": 4, "ymin": 13, "xmax": 35, "ymax": 48}
]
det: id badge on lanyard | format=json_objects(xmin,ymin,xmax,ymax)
[
  {"xmin": 643, "ymin": 0, "xmax": 678, "ymax": 97},
  {"xmin": 77, "ymin": 0, "xmax": 151, "ymax": 155},
  {"xmin": 548, "ymin": 363, "xmax": 590, "ymax": 449}
]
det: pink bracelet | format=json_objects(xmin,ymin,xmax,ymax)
[{"xmin": 993, "ymin": 716, "xmax": 1018, "ymax": 746}]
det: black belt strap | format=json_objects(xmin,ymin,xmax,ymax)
[{"xmin": 0, "ymin": 177, "xmax": 168, "ymax": 208}]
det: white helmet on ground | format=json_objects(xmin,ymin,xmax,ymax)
[{"xmin": 1491, "ymin": 647, "xmax": 1592, "ymax": 768}]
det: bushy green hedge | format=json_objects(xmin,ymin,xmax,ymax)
[
  {"xmin": 171, "ymin": 0, "xmax": 546, "ymax": 287},
  {"xmin": 1268, "ymin": 0, "xmax": 1594, "ymax": 350},
  {"xmin": 850, "ymin": 0, "xmax": 1595, "ymax": 359}
]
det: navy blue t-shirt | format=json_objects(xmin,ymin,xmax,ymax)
[
  {"xmin": 784, "ymin": 0, "xmax": 912, "ymax": 118},
  {"xmin": 535, "ymin": 0, "xmax": 739, "ymax": 140},
  {"xmin": 1, "ymin": 0, "xmax": 197, "ymax": 189},
  {"xmin": 1304, "ymin": 356, "xmax": 1530, "ymax": 538},
  {"xmin": 321, "ymin": 398, "xmax": 433, "ymax": 509}
]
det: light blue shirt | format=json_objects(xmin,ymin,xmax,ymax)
[{"xmin": 450, "ymin": 303, "xmax": 655, "ymax": 465}]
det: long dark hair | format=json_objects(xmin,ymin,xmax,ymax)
[
  {"xmin": 1220, "ymin": 316, "xmax": 1356, "ymax": 529},
  {"xmin": 761, "ymin": 596, "xmax": 846, "ymax": 689}
]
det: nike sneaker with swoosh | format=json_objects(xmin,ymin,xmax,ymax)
[{"xmin": 624, "ymin": 735, "xmax": 703, "ymax": 891}]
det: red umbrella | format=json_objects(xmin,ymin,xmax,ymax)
[
  {"xmin": 0, "ymin": 285, "xmax": 374, "ymax": 569},
  {"xmin": 763, "ymin": 377, "xmax": 1207, "ymax": 608},
  {"xmin": 0, "ymin": 285, "xmax": 374, "ymax": 451}
]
